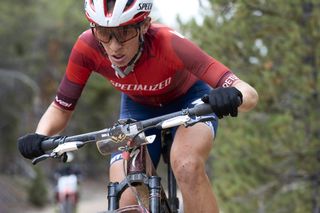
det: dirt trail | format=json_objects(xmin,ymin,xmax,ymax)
[
  {"xmin": 25, "ymin": 179, "xmax": 108, "ymax": 213},
  {"xmin": 24, "ymin": 180, "xmax": 183, "ymax": 213},
  {"xmin": 2, "ymin": 174, "xmax": 183, "ymax": 213}
]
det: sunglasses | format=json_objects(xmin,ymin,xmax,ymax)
[{"xmin": 91, "ymin": 22, "xmax": 143, "ymax": 44}]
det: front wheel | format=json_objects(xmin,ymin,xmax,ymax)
[{"xmin": 112, "ymin": 205, "xmax": 149, "ymax": 212}]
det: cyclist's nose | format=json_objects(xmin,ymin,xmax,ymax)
[{"xmin": 108, "ymin": 36, "xmax": 122, "ymax": 51}]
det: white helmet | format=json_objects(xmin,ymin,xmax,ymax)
[{"xmin": 85, "ymin": 0, "xmax": 153, "ymax": 27}]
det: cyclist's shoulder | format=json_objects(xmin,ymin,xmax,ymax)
[
  {"xmin": 147, "ymin": 23, "xmax": 179, "ymax": 42},
  {"xmin": 78, "ymin": 29, "xmax": 93, "ymax": 40},
  {"xmin": 74, "ymin": 29, "xmax": 100, "ymax": 51},
  {"xmin": 146, "ymin": 23, "xmax": 185, "ymax": 57},
  {"xmin": 70, "ymin": 29, "xmax": 102, "ymax": 62}
]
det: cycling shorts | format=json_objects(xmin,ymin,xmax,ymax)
[{"xmin": 110, "ymin": 81, "xmax": 218, "ymax": 167}]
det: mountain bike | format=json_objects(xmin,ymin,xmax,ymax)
[{"xmin": 32, "ymin": 103, "xmax": 217, "ymax": 212}]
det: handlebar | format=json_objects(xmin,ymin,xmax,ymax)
[
  {"xmin": 40, "ymin": 130, "xmax": 105, "ymax": 152},
  {"xmin": 140, "ymin": 103, "xmax": 213, "ymax": 128},
  {"xmin": 32, "ymin": 103, "xmax": 216, "ymax": 164}
]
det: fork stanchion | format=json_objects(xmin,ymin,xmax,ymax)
[
  {"xmin": 149, "ymin": 176, "xmax": 161, "ymax": 213},
  {"xmin": 108, "ymin": 182, "xmax": 119, "ymax": 211}
]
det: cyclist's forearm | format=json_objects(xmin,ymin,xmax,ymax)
[
  {"xmin": 35, "ymin": 102, "xmax": 73, "ymax": 136},
  {"xmin": 232, "ymin": 80, "xmax": 259, "ymax": 112}
]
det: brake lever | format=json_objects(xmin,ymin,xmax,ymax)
[
  {"xmin": 32, "ymin": 153, "xmax": 53, "ymax": 165},
  {"xmin": 185, "ymin": 115, "xmax": 217, "ymax": 127},
  {"xmin": 52, "ymin": 141, "xmax": 84, "ymax": 155},
  {"xmin": 32, "ymin": 142, "xmax": 84, "ymax": 165}
]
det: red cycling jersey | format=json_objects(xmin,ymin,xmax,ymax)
[{"xmin": 55, "ymin": 23, "xmax": 239, "ymax": 110}]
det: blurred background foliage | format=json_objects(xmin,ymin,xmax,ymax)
[
  {"xmin": 179, "ymin": 0, "xmax": 320, "ymax": 212},
  {"xmin": 0, "ymin": 0, "xmax": 319, "ymax": 212}
]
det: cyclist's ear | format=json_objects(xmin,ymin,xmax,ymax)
[{"xmin": 141, "ymin": 17, "xmax": 151, "ymax": 34}]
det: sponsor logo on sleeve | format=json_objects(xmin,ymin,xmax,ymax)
[
  {"xmin": 55, "ymin": 96, "xmax": 72, "ymax": 108},
  {"xmin": 222, "ymin": 74, "xmax": 239, "ymax": 88}
]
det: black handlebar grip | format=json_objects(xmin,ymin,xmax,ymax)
[
  {"xmin": 41, "ymin": 138, "xmax": 61, "ymax": 152},
  {"xmin": 191, "ymin": 103, "xmax": 213, "ymax": 116}
]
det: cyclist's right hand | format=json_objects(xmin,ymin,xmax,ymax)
[
  {"xmin": 201, "ymin": 87, "xmax": 243, "ymax": 119},
  {"xmin": 18, "ymin": 133, "xmax": 47, "ymax": 159}
]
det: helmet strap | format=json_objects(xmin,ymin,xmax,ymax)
[{"xmin": 112, "ymin": 29, "xmax": 144, "ymax": 78}]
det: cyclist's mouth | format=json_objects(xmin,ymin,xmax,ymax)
[{"xmin": 109, "ymin": 55, "xmax": 126, "ymax": 66}]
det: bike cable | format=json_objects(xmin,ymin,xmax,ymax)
[
  {"xmin": 132, "ymin": 125, "xmax": 158, "ymax": 142},
  {"xmin": 121, "ymin": 124, "xmax": 158, "ymax": 212},
  {"xmin": 122, "ymin": 159, "xmax": 149, "ymax": 213}
]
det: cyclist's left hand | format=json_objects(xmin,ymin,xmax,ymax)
[
  {"xmin": 18, "ymin": 133, "xmax": 47, "ymax": 159},
  {"xmin": 202, "ymin": 87, "xmax": 243, "ymax": 119}
]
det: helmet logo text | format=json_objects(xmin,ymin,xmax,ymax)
[{"xmin": 138, "ymin": 3, "xmax": 152, "ymax": 11}]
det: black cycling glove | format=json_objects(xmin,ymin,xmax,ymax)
[
  {"xmin": 202, "ymin": 87, "xmax": 243, "ymax": 119},
  {"xmin": 18, "ymin": 133, "xmax": 47, "ymax": 159}
]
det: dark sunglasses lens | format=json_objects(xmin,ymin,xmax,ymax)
[
  {"xmin": 114, "ymin": 27, "xmax": 138, "ymax": 43},
  {"xmin": 94, "ymin": 27, "xmax": 112, "ymax": 43},
  {"xmin": 93, "ymin": 25, "xmax": 138, "ymax": 43}
]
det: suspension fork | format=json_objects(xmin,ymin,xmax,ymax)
[{"xmin": 107, "ymin": 145, "xmax": 162, "ymax": 212}]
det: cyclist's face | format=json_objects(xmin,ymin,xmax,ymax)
[{"xmin": 92, "ymin": 20, "xmax": 150, "ymax": 67}]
